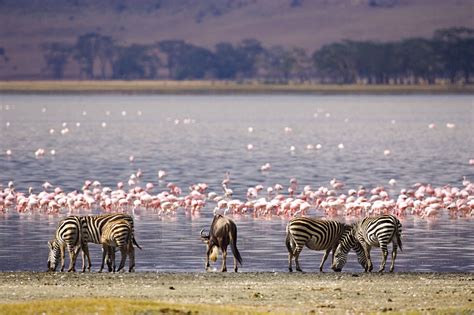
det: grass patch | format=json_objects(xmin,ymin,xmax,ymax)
[{"xmin": 0, "ymin": 297, "xmax": 272, "ymax": 315}]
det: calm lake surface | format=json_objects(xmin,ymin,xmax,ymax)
[{"xmin": 0, "ymin": 94, "xmax": 473, "ymax": 272}]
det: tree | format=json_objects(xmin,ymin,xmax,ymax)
[
  {"xmin": 397, "ymin": 38, "xmax": 441, "ymax": 84},
  {"xmin": 433, "ymin": 27, "xmax": 474, "ymax": 83},
  {"xmin": 112, "ymin": 44, "xmax": 160, "ymax": 79},
  {"xmin": 73, "ymin": 33, "xmax": 116, "ymax": 79},
  {"xmin": 41, "ymin": 42, "xmax": 72, "ymax": 79},
  {"xmin": 158, "ymin": 40, "xmax": 214, "ymax": 80},
  {"xmin": 313, "ymin": 42, "xmax": 357, "ymax": 83}
]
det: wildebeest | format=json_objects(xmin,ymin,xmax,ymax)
[{"xmin": 200, "ymin": 214, "xmax": 242, "ymax": 272}]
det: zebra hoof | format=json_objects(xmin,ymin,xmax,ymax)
[{"xmin": 288, "ymin": 268, "xmax": 293, "ymax": 272}]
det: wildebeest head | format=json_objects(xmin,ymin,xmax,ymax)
[
  {"xmin": 47, "ymin": 239, "xmax": 60, "ymax": 272},
  {"xmin": 200, "ymin": 229, "xmax": 219, "ymax": 262}
]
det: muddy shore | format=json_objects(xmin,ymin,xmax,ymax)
[{"xmin": 0, "ymin": 272, "xmax": 472, "ymax": 314}]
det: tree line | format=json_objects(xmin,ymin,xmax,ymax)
[{"xmin": 41, "ymin": 27, "xmax": 474, "ymax": 84}]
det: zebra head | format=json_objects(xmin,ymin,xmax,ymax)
[
  {"xmin": 47, "ymin": 239, "xmax": 60, "ymax": 272},
  {"xmin": 332, "ymin": 226, "xmax": 357, "ymax": 272}
]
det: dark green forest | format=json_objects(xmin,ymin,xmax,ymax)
[{"xmin": 34, "ymin": 27, "xmax": 474, "ymax": 83}]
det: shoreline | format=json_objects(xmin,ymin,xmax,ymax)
[
  {"xmin": 1, "ymin": 80, "xmax": 473, "ymax": 95},
  {"xmin": 0, "ymin": 272, "xmax": 472, "ymax": 314}
]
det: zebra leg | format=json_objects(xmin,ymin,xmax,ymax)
[
  {"xmin": 286, "ymin": 233, "xmax": 294, "ymax": 272},
  {"xmin": 110, "ymin": 247, "xmax": 116, "ymax": 272},
  {"xmin": 60, "ymin": 244, "xmax": 66, "ymax": 272},
  {"xmin": 117, "ymin": 246, "xmax": 127, "ymax": 272},
  {"xmin": 99, "ymin": 244, "xmax": 107, "ymax": 273},
  {"xmin": 128, "ymin": 242, "xmax": 135, "ymax": 272},
  {"xmin": 221, "ymin": 246, "xmax": 227, "ymax": 272},
  {"xmin": 378, "ymin": 242, "xmax": 389, "ymax": 272},
  {"xmin": 81, "ymin": 243, "xmax": 91, "ymax": 272},
  {"xmin": 294, "ymin": 247, "xmax": 304, "ymax": 272},
  {"xmin": 67, "ymin": 245, "xmax": 77, "ymax": 272},
  {"xmin": 319, "ymin": 248, "xmax": 332, "ymax": 272},
  {"xmin": 389, "ymin": 240, "xmax": 398, "ymax": 272},
  {"xmin": 288, "ymin": 251, "xmax": 294, "ymax": 272},
  {"xmin": 361, "ymin": 242, "xmax": 372, "ymax": 272}
]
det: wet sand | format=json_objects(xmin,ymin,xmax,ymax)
[{"xmin": 0, "ymin": 272, "xmax": 472, "ymax": 314}]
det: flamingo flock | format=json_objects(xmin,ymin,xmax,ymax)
[{"xmin": 1, "ymin": 172, "xmax": 473, "ymax": 220}]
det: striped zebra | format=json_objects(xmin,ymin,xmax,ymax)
[
  {"xmin": 332, "ymin": 214, "xmax": 402, "ymax": 273},
  {"xmin": 80, "ymin": 213, "xmax": 141, "ymax": 272},
  {"xmin": 285, "ymin": 217, "xmax": 366, "ymax": 272},
  {"xmin": 100, "ymin": 219, "xmax": 134, "ymax": 272},
  {"xmin": 48, "ymin": 213, "xmax": 140, "ymax": 272},
  {"xmin": 47, "ymin": 215, "xmax": 87, "ymax": 272}
]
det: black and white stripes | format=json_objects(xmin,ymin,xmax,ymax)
[
  {"xmin": 286, "ymin": 217, "xmax": 357, "ymax": 272},
  {"xmin": 332, "ymin": 214, "xmax": 402, "ymax": 272},
  {"xmin": 47, "ymin": 213, "xmax": 140, "ymax": 272}
]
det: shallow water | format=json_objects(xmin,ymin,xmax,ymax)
[{"xmin": 0, "ymin": 94, "xmax": 473, "ymax": 272}]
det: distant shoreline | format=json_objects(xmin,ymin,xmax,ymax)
[{"xmin": 1, "ymin": 80, "xmax": 473, "ymax": 95}]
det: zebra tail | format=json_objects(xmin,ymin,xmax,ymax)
[
  {"xmin": 285, "ymin": 226, "xmax": 293, "ymax": 254},
  {"xmin": 133, "ymin": 236, "xmax": 142, "ymax": 250},
  {"xmin": 395, "ymin": 220, "xmax": 403, "ymax": 252}
]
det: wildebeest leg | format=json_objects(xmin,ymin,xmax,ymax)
[
  {"xmin": 205, "ymin": 246, "xmax": 211, "ymax": 271},
  {"xmin": 221, "ymin": 245, "xmax": 227, "ymax": 272},
  {"xmin": 319, "ymin": 248, "xmax": 332, "ymax": 272},
  {"xmin": 233, "ymin": 255, "xmax": 238, "ymax": 272}
]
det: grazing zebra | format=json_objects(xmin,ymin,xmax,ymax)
[
  {"xmin": 80, "ymin": 213, "xmax": 141, "ymax": 272},
  {"xmin": 332, "ymin": 214, "xmax": 402, "ymax": 273},
  {"xmin": 285, "ymin": 217, "xmax": 366, "ymax": 272},
  {"xmin": 47, "ymin": 215, "xmax": 87, "ymax": 272},
  {"xmin": 48, "ymin": 213, "xmax": 140, "ymax": 272},
  {"xmin": 100, "ymin": 219, "xmax": 134, "ymax": 272}
]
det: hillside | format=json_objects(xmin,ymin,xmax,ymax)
[{"xmin": 0, "ymin": 0, "xmax": 473, "ymax": 79}]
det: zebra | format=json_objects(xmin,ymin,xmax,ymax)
[
  {"xmin": 47, "ymin": 215, "xmax": 88, "ymax": 272},
  {"xmin": 332, "ymin": 214, "xmax": 402, "ymax": 273},
  {"xmin": 47, "ymin": 213, "xmax": 140, "ymax": 272},
  {"xmin": 99, "ymin": 219, "xmax": 134, "ymax": 272},
  {"xmin": 285, "ymin": 217, "xmax": 367, "ymax": 272},
  {"xmin": 79, "ymin": 213, "xmax": 141, "ymax": 272}
]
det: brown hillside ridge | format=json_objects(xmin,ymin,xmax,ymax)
[{"xmin": 0, "ymin": 0, "xmax": 473, "ymax": 79}]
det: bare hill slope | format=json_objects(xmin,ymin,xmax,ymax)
[{"xmin": 0, "ymin": 0, "xmax": 472, "ymax": 79}]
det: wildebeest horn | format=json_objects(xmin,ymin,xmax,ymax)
[{"xmin": 200, "ymin": 229, "xmax": 208, "ymax": 238}]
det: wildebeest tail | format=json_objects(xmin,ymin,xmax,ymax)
[{"xmin": 230, "ymin": 230, "xmax": 242, "ymax": 266}]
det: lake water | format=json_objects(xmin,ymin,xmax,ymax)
[{"xmin": 0, "ymin": 94, "xmax": 473, "ymax": 272}]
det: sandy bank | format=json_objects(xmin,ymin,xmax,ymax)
[
  {"xmin": 0, "ymin": 272, "xmax": 472, "ymax": 314},
  {"xmin": 1, "ymin": 80, "xmax": 473, "ymax": 95}
]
